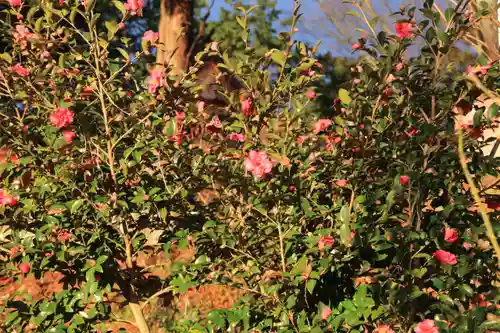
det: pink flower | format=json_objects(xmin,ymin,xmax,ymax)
[
  {"xmin": 0, "ymin": 189, "xmax": 17, "ymax": 207},
  {"xmin": 118, "ymin": 22, "xmax": 125, "ymax": 29},
  {"xmin": 406, "ymin": 128, "xmax": 420, "ymax": 137},
  {"xmin": 147, "ymin": 67, "xmax": 164, "ymax": 94},
  {"xmin": 312, "ymin": 119, "xmax": 332, "ymax": 134},
  {"xmin": 9, "ymin": 0, "xmax": 23, "ymax": 6},
  {"xmin": 335, "ymin": 179, "xmax": 348, "ymax": 187},
  {"xmin": 374, "ymin": 325, "xmax": 395, "ymax": 333},
  {"xmin": 63, "ymin": 129, "xmax": 76, "ymax": 143},
  {"xmin": 395, "ymin": 62, "xmax": 404, "ymax": 71},
  {"xmin": 229, "ymin": 133, "xmax": 245, "ymax": 142},
  {"xmin": 318, "ymin": 236, "xmax": 334, "ymax": 250},
  {"xmin": 240, "ymin": 97, "xmax": 255, "ymax": 117},
  {"xmin": 244, "ymin": 150, "xmax": 274, "ymax": 179},
  {"xmin": 400, "ymin": 175, "xmax": 410, "ymax": 185},
  {"xmin": 59, "ymin": 0, "xmax": 64, "ymax": 5},
  {"xmin": 463, "ymin": 242, "xmax": 473, "ymax": 250},
  {"xmin": 297, "ymin": 136, "xmax": 307, "ymax": 145},
  {"xmin": 353, "ymin": 78, "xmax": 361, "ymax": 85},
  {"xmin": 175, "ymin": 111, "xmax": 186, "ymax": 122},
  {"xmin": 396, "ymin": 21, "xmax": 414, "ymax": 38},
  {"xmin": 300, "ymin": 68, "xmax": 315, "ymax": 76},
  {"xmin": 414, "ymin": 319, "xmax": 439, "ymax": 333},
  {"xmin": 306, "ymin": 90, "xmax": 317, "ymax": 100},
  {"xmin": 50, "ymin": 107, "xmax": 74, "ymax": 128},
  {"xmin": 11, "ymin": 63, "xmax": 29, "ymax": 77},
  {"xmin": 206, "ymin": 115, "xmax": 222, "ymax": 133},
  {"xmin": 197, "ymin": 101, "xmax": 205, "ymax": 113},
  {"xmin": 124, "ymin": 0, "xmax": 144, "ymax": 16},
  {"xmin": 444, "ymin": 227, "xmax": 458, "ymax": 243},
  {"xmin": 321, "ymin": 306, "xmax": 332, "ymax": 320},
  {"xmin": 433, "ymin": 249, "xmax": 457, "ymax": 265},
  {"xmin": 142, "ymin": 30, "xmax": 159, "ymax": 42},
  {"xmin": 57, "ymin": 230, "xmax": 72, "ymax": 242},
  {"xmin": 352, "ymin": 43, "xmax": 361, "ymax": 50},
  {"xmin": 384, "ymin": 88, "xmax": 392, "ymax": 96}
]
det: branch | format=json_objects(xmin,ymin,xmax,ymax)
[{"xmin": 186, "ymin": 0, "xmax": 215, "ymax": 63}]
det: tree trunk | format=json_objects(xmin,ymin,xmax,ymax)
[
  {"xmin": 156, "ymin": 0, "xmax": 193, "ymax": 76},
  {"xmin": 468, "ymin": 0, "xmax": 499, "ymax": 61}
]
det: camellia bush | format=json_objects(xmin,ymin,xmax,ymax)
[{"xmin": 0, "ymin": 0, "xmax": 499, "ymax": 332}]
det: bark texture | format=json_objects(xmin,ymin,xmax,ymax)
[
  {"xmin": 467, "ymin": 0, "xmax": 499, "ymax": 61},
  {"xmin": 156, "ymin": 0, "xmax": 193, "ymax": 75}
]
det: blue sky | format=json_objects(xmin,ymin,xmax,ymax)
[
  {"xmin": 207, "ymin": 0, "xmax": 455, "ymax": 57},
  {"xmin": 208, "ymin": 0, "xmax": 408, "ymax": 56}
]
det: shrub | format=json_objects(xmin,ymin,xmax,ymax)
[{"xmin": 0, "ymin": 0, "xmax": 499, "ymax": 332}]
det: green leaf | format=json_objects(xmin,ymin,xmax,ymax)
[
  {"xmin": 70, "ymin": 199, "xmax": 84, "ymax": 214},
  {"xmin": 271, "ymin": 51, "xmax": 286, "ymax": 66},
  {"xmin": 340, "ymin": 205, "xmax": 350, "ymax": 224},
  {"xmin": 338, "ymin": 88, "xmax": 352, "ymax": 105},
  {"xmin": 301, "ymin": 197, "xmax": 314, "ymax": 217},
  {"xmin": 117, "ymin": 48, "xmax": 130, "ymax": 62},
  {"xmin": 473, "ymin": 109, "xmax": 484, "ymax": 127},
  {"xmin": 113, "ymin": 0, "xmax": 126, "ymax": 16},
  {"xmin": 105, "ymin": 20, "xmax": 118, "ymax": 41},
  {"xmin": 306, "ymin": 279, "xmax": 317, "ymax": 294},
  {"xmin": 0, "ymin": 53, "xmax": 12, "ymax": 64},
  {"xmin": 487, "ymin": 103, "xmax": 498, "ymax": 119}
]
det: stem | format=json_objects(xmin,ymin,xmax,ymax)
[
  {"xmin": 457, "ymin": 127, "xmax": 500, "ymax": 267},
  {"xmin": 123, "ymin": 231, "xmax": 150, "ymax": 333},
  {"xmin": 277, "ymin": 222, "xmax": 286, "ymax": 272}
]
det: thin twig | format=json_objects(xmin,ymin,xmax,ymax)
[{"xmin": 457, "ymin": 127, "xmax": 500, "ymax": 267}]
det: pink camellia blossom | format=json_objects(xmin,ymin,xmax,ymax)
[
  {"xmin": 229, "ymin": 133, "xmax": 245, "ymax": 142},
  {"xmin": 300, "ymin": 68, "xmax": 315, "ymax": 76},
  {"xmin": 142, "ymin": 30, "xmax": 159, "ymax": 42},
  {"xmin": 241, "ymin": 97, "xmax": 255, "ymax": 117},
  {"xmin": 50, "ymin": 107, "xmax": 74, "ymax": 128},
  {"xmin": 306, "ymin": 90, "xmax": 317, "ymax": 100},
  {"xmin": 124, "ymin": 0, "xmax": 144, "ymax": 16},
  {"xmin": 400, "ymin": 175, "xmax": 410, "ymax": 185},
  {"xmin": 335, "ymin": 179, "xmax": 348, "ymax": 187},
  {"xmin": 244, "ymin": 150, "xmax": 274, "ymax": 179},
  {"xmin": 406, "ymin": 128, "xmax": 420, "ymax": 137},
  {"xmin": 414, "ymin": 319, "xmax": 439, "ymax": 333},
  {"xmin": 374, "ymin": 325, "xmax": 395, "ymax": 333},
  {"xmin": 444, "ymin": 227, "xmax": 459, "ymax": 243},
  {"xmin": 206, "ymin": 115, "xmax": 222, "ymax": 133},
  {"xmin": 433, "ymin": 249, "xmax": 457, "ymax": 265},
  {"xmin": 175, "ymin": 111, "xmax": 186, "ymax": 122},
  {"xmin": 57, "ymin": 230, "xmax": 72, "ymax": 242},
  {"xmin": 318, "ymin": 236, "xmax": 334, "ymax": 250},
  {"xmin": 9, "ymin": 0, "xmax": 23, "ymax": 6},
  {"xmin": 0, "ymin": 189, "xmax": 17, "ymax": 207},
  {"xmin": 197, "ymin": 101, "xmax": 205, "ymax": 113},
  {"xmin": 352, "ymin": 43, "xmax": 361, "ymax": 50},
  {"xmin": 11, "ymin": 63, "xmax": 29, "ymax": 77},
  {"xmin": 395, "ymin": 62, "xmax": 404, "ymax": 71},
  {"xmin": 63, "ymin": 129, "xmax": 76, "ymax": 143},
  {"xmin": 396, "ymin": 21, "xmax": 414, "ymax": 38},
  {"xmin": 13, "ymin": 24, "xmax": 35, "ymax": 48},
  {"xmin": 312, "ymin": 119, "xmax": 332, "ymax": 134},
  {"xmin": 147, "ymin": 67, "xmax": 164, "ymax": 94},
  {"xmin": 463, "ymin": 242, "xmax": 473, "ymax": 250},
  {"xmin": 321, "ymin": 306, "xmax": 332, "ymax": 320}
]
